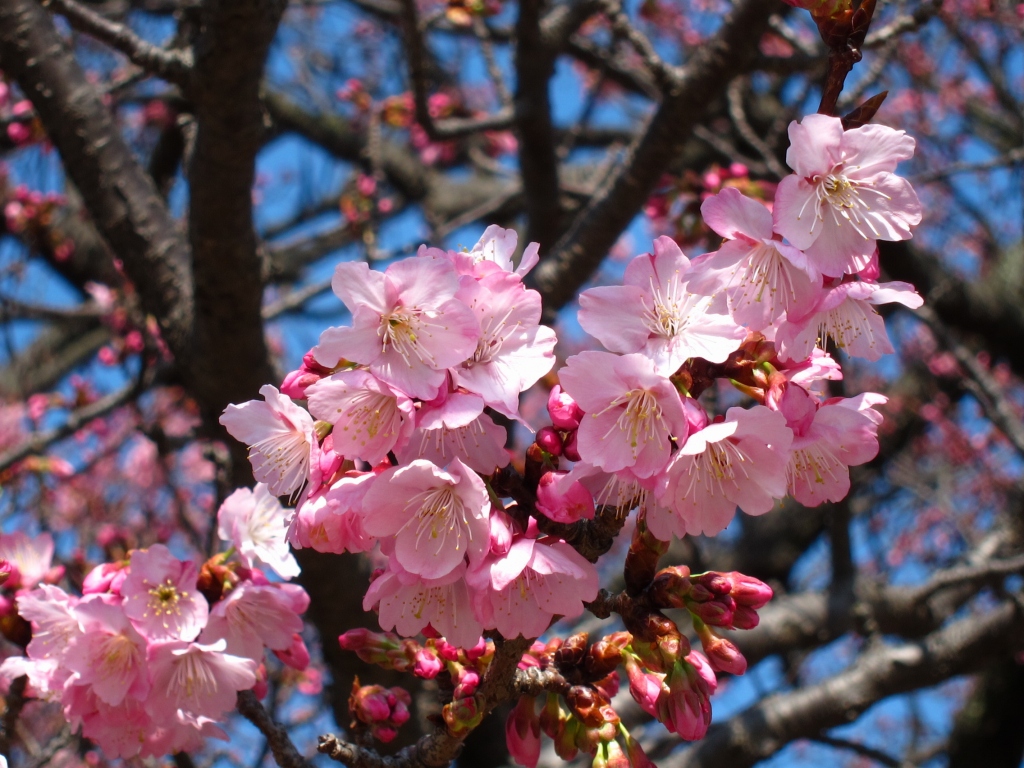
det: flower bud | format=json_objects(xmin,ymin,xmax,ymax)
[
  {"xmin": 536, "ymin": 426, "xmax": 563, "ymax": 456},
  {"xmin": 584, "ymin": 632, "xmax": 631, "ymax": 679},
  {"xmin": 566, "ymin": 685, "xmax": 604, "ymax": 727},
  {"xmin": 701, "ymin": 632, "xmax": 747, "ymax": 676},
  {"xmin": 647, "ymin": 565, "xmax": 691, "ymax": 608},
  {"xmin": 0, "ymin": 560, "xmax": 10, "ymax": 587},
  {"xmin": 623, "ymin": 730, "xmax": 656, "ymax": 768},
  {"xmin": 413, "ymin": 649, "xmax": 443, "ymax": 679},
  {"xmin": 554, "ymin": 632, "xmax": 589, "ymax": 670},
  {"xmin": 688, "ymin": 597, "xmax": 736, "ymax": 628},
  {"xmin": 548, "ymin": 385, "xmax": 584, "ymax": 430},
  {"xmin": 553, "ymin": 715, "xmax": 580, "ymax": 761},
  {"xmin": 506, "ymin": 696, "xmax": 541, "ymax": 768},
  {"xmin": 731, "ymin": 605, "xmax": 760, "ymax": 630},
  {"xmin": 728, "ymin": 572, "xmax": 773, "ymax": 609},
  {"xmin": 536, "ymin": 472, "xmax": 595, "ymax": 524},
  {"xmin": 443, "ymin": 695, "xmax": 482, "ymax": 736},
  {"xmin": 563, "ymin": 430, "xmax": 582, "ymax": 462},
  {"xmin": 274, "ymin": 634, "xmax": 311, "ymax": 670},
  {"xmin": 605, "ymin": 739, "xmax": 630, "ymax": 768},
  {"xmin": 692, "ymin": 571, "xmax": 733, "ymax": 596}
]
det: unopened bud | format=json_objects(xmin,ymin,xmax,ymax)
[
  {"xmin": 731, "ymin": 605, "xmax": 760, "ymax": 630},
  {"xmin": 555, "ymin": 632, "xmax": 589, "ymax": 670},
  {"xmin": 648, "ymin": 566, "xmax": 691, "ymax": 608},
  {"xmin": 536, "ymin": 426, "xmax": 563, "ymax": 456},
  {"xmin": 548, "ymin": 385, "xmax": 584, "ymax": 430},
  {"xmin": 584, "ymin": 632, "xmax": 631, "ymax": 679},
  {"xmin": 688, "ymin": 597, "xmax": 736, "ymax": 628},
  {"xmin": 728, "ymin": 572, "xmax": 773, "ymax": 609},
  {"xmin": 563, "ymin": 430, "xmax": 582, "ymax": 462}
]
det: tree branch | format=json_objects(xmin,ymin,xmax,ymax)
[
  {"xmin": 0, "ymin": 0, "xmax": 194, "ymax": 359},
  {"xmin": 531, "ymin": 0, "xmax": 781, "ymax": 316},
  {"xmin": 236, "ymin": 690, "xmax": 314, "ymax": 768},
  {"xmin": 43, "ymin": 0, "xmax": 192, "ymax": 84},
  {"xmin": 667, "ymin": 595, "xmax": 1024, "ymax": 768}
]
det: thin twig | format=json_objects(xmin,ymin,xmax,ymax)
[
  {"xmin": 43, "ymin": 0, "xmax": 192, "ymax": 84},
  {"xmin": 727, "ymin": 77, "xmax": 787, "ymax": 179},
  {"xmin": 812, "ymin": 734, "xmax": 916, "ymax": 768},
  {"xmin": 598, "ymin": 0, "xmax": 682, "ymax": 91},
  {"xmin": 911, "ymin": 146, "xmax": 1024, "ymax": 183},
  {"xmin": 398, "ymin": 0, "xmax": 514, "ymax": 140},
  {"xmin": 0, "ymin": 379, "xmax": 144, "ymax": 474}
]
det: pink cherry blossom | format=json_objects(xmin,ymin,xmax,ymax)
[
  {"xmin": 452, "ymin": 270, "xmax": 556, "ymax": 419},
  {"xmin": 146, "ymin": 638, "xmax": 257, "ymax": 721},
  {"xmin": 578, "ymin": 237, "xmax": 745, "ymax": 374},
  {"xmin": 16, "ymin": 584, "xmax": 81, "ymax": 664},
  {"xmin": 395, "ymin": 389, "xmax": 509, "ymax": 474},
  {"xmin": 0, "ymin": 531, "xmax": 55, "ymax": 590},
  {"xmin": 559, "ymin": 351, "xmax": 687, "ymax": 478},
  {"xmin": 651, "ymin": 406, "xmax": 793, "ymax": 539},
  {"xmin": 200, "ymin": 582, "xmax": 305, "ymax": 661},
  {"xmin": 773, "ymin": 114, "xmax": 923, "ymax": 276},
  {"xmin": 687, "ymin": 188, "xmax": 820, "ymax": 330},
  {"xmin": 362, "ymin": 458, "xmax": 490, "ymax": 579},
  {"xmin": 428, "ymin": 225, "xmax": 541, "ymax": 278},
  {"xmin": 219, "ymin": 384, "xmax": 318, "ymax": 497},
  {"xmin": 776, "ymin": 279, "xmax": 924, "ymax": 362},
  {"xmin": 363, "ymin": 560, "xmax": 483, "ymax": 649},
  {"xmin": 306, "ymin": 369, "xmax": 415, "ymax": 465},
  {"xmin": 121, "ymin": 545, "xmax": 208, "ymax": 641},
  {"xmin": 777, "ymin": 388, "xmax": 887, "ymax": 506},
  {"xmin": 314, "ymin": 257, "xmax": 480, "ymax": 400},
  {"xmin": 64, "ymin": 595, "xmax": 149, "ymax": 705},
  {"xmin": 468, "ymin": 536, "xmax": 599, "ymax": 639},
  {"xmin": 288, "ymin": 470, "xmax": 377, "ymax": 554},
  {"xmin": 217, "ymin": 484, "xmax": 299, "ymax": 579}
]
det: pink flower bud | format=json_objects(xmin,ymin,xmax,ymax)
[
  {"xmin": 506, "ymin": 696, "xmax": 541, "ymax": 768},
  {"xmin": 536, "ymin": 426, "xmax": 563, "ymax": 456},
  {"xmin": 689, "ymin": 597, "xmax": 736, "ymax": 627},
  {"xmin": 339, "ymin": 628, "xmax": 374, "ymax": 650},
  {"xmin": 536, "ymin": 471, "xmax": 595, "ymax": 524},
  {"xmin": 701, "ymin": 633, "xmax": 746, "ymax": 675},
  {"xmin": 252, "ymin": 663, "xmax": 269, "ymax": 700},
  {"xmin": 413, "ymin": 649, "xmax": 443, "ymax": 678},
  {"xmin": 728, "ymin": 162, "xmax": 748, "ymax": 178},
  {"xmin": 453, "ymin": 668, "xmax": 480, "ymax": 699},
  {"xmin": 729, "ymin": 572, "xmax": 773, "ymax": 609},
  {"xmin": 731, "ymin": 605, "xmax": 760, "ymax": 630},
  {"xmin": 548, "ymin": 385, "xmax": 584, "ymax": 430},
  {"xmin": 274, "ymin": 634, "xmax": 311, "ymax": 670},
  {"xmin": 563, "ymin": 430, "xmax": 582, "ymax": 462}
]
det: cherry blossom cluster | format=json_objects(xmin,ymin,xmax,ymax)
[
  {"xmin": 0, "ymin": 111, "xmax": 925, "ymax": 764},
  {"xmin": 0, "ymin": 495, "xmax": 310, "ymax": 759}
]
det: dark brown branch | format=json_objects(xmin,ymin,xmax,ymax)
[
  {"xmin": 185, "ymin": 0, "xmax": 283, "ymax": 446},
  {"xmin": 398, "ymin": 0, "xmax": 513, "ymax": 140},
  {"xmin": 598, "ymin": 0, "xmax": 682, "ymax": 90},
  {"xmin": 43, "ymin": 0, "xmax": 192, "ymax": 84},
  {"xmin": 515, "ymin": 0, "xmax": 564, "ymax": 249},
  {"xmin": 0, "ymin": 0, "xmax": 194, "ymax": 359},
  {"xmin": 530, "ymin": 0, "xmax": 780, "ymax": 316},
  {"xmin": 0, "ymin": 676, "xmax": 28, "ymax": 757},
  {"xmin": 319, "ymin": 637, "xmax": 531, "ymax": 768},
  {"xmin": 667, "ymin": 595, "xmax": 1024, "ymax": 768},
  {"xmin": 237, "ymin": 690, "xmax": 314, "ymax": 768},
  {"xmin": 0, "ymin": 380, "xmax": 141, "ymax": 474}
]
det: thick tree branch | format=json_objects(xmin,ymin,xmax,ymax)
[
  {"xmin": 185, "ymin": 0, "xmax": 283, "ymax": 445},
  {"xmin": 667, "ymin": 595, "xmax": 1024, "ymax": 768},
  {"xmin": 515, "ymin": 0, "xmax": 564, "ymax": 249},
  {"xmin": 0, "ymin": 0, "xmax": 194, "ymax": 359}
]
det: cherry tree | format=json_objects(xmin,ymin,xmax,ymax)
[{"xmin": 0, "ymin": 0, "xmax": 1022, "ymax": 766}]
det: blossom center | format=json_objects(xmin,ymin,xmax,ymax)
[
  {"xmin": 641, "ymin": 277, "xmax": 687, "ymax": 338},
  {"xmin": 379, "ymin": 309, "xmax": 440, "ymax": 367},
  {"xmin": 679, "ymin": 438, "xmax": 751, "ymax": 500},
  {"xmin": 788, "ymin": 443, "xmax": 842, "ymax": 490},
  {"xmin": 339, "ymin": 390, "xmax": 400, "ymax": 443},
  {"xmin": 401, "ymin": 485, "xmax": 472, "ymax": 552},
  {"xmin": 147, "ymin": 580, "xmax": 186, "ymax": 619},
  {"xmin": 601, "ymin": 389, "xmax": 667, "ymax": 452},
  {"xmin": 800, "ymin": 166, "xmax": 893, "ymax": 241}
]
